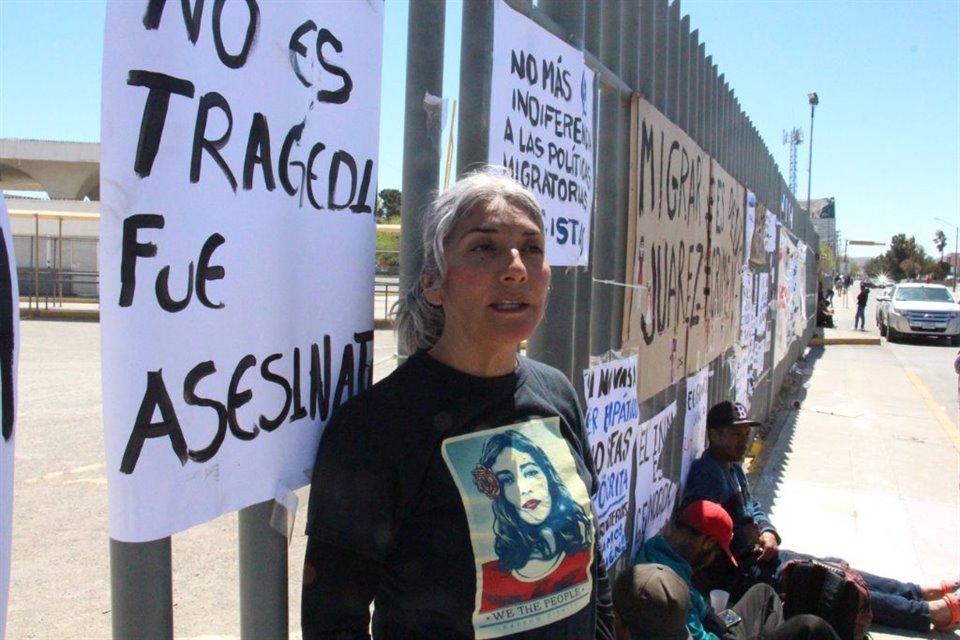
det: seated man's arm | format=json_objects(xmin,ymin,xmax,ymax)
[{"xmin": 732, "ymin": 465, "xmax": 780, "ymax": 560}]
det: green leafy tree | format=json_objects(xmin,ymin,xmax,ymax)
[
  {"xmin": 872, "ymin": 234, "xmax": 931, "ymax": 281},
  {"xmin": 376, "ymin": 188, "xmax": 402, "ymax": 221},
  {"xmin": 819, "ymin": 242, "xmax": 836, "ymax": 274}
]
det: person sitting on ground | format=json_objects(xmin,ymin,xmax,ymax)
[
  {"xmin": 613, "ymin": 563, "xmax": 692, "ymax": 640},
  {"xmin": 816, "ymin": 296, "xmax": 834, "ymax": 329},
  {"xmin": 635, "ymin": 500, "xmax": 840, "ymax": 640},
  {"xmin": 682, "ymin": 400, "xmax": 960, "ymax": 634}
]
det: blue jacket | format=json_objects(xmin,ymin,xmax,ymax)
[
  {"xmin": 636, "ymin": 535, "xmax": 718, "ymax": 640},
  {"xmin": 683, "ymin": 449, "xmax": 779, "ymax": 558}
]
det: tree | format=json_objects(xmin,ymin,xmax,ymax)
[
  {"xmin": 871, "ymin": 234, "xmax": 931, "ymax": 281},
  {"xmin": 376, "ymin": 188, "xmax": 402, "ymax": 221},
  {"xmin": 819, "ymin": 242, "xmax": 836, "ymax": 274},
  {"xmin": 934, "ymin": 229, "xmax": 948, "ymax": 265}
]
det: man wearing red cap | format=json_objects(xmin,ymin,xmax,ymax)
[
  {"xmin": 683, "ymin": 400, "xmax": 960, "ymax": 633},
  {"xmin": 635, "ymin": 500, "xmax": 838, "ymax": 640}
]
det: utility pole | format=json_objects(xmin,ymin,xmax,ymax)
[{"xmin": 805, "ymin": 92, "xmax": 818, "ymax": 213}]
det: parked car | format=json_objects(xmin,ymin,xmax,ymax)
[
  {"xmin": 874, "ymin": 285, "xmax": 894, "ymax": 327},
  {"xmin": 877, "ymin": 283, "xmax": 960, "ymax": 344}
]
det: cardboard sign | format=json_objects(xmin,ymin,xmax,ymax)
[{"xmin": 624, "ymin": 97, "xmax": 744, "ymax": 400}]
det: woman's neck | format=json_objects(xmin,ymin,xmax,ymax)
[{"xmin": 427, "ymin": 338, "xmax": 520, "ymax": 377}]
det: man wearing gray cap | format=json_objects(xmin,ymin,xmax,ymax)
[{"xmin": 613, "ymin": 563, "xmax": 692, "ymax": 640}]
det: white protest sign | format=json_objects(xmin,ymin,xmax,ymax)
[
  {"xmin": 680, "ymin": 366, "xmax": 709, "ymax": 487},
  {"xmin": 101, "ymin": 1, "xmax": 383, "ymax": 542},
  {"xmin": 631, "ymin": 401, "xmax": 679, "ymax": 556},
  {"xmin": 0, "ymin": 194, "xmax": 19, "ymax": 639},
  {"xmin": 582, "ymin": 356, "xmax": 638, "ymax": 568},
  {"xmin": 489, "ymin": 0, "xmax": 595, "ymax": 266}
]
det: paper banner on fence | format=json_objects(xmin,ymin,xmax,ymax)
[
  {"xmin": 631, "ymin": 400, "xmax": 679, "ymax": 556},
  {"xmin": 582, "ymin": 355, "xmax": 639, "ymax": 568},
  {"xmin": 680, "ymin": 366, "xmax": 709, "ymax": 488},
  {"xmin": 100, "ymin": 2, "xmax": 383, "ymax": 542},
  {"xmin": 764, "ymin": 210, "xmax": 777, "ymax": 252},
  {"xmin": 489, "ymin": 0, "xmax": 595, "ymax": 267},
  {"xmin": 1, "ymin": 194, "xmax": 19, "ymax": 639}
]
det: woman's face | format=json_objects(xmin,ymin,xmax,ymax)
[
  {"xmin": 492, "ymin": 447, "xmax": 553, "ymax": 525},
  {"xmin": 422, "ymin": 203, "xmax": 550, "ymax": 373}
]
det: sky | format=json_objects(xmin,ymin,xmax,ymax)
[{"xmin": 1, "ymin": 0, "xmax": 958, "ymax": 261}]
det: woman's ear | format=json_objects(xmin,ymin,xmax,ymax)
[{"xmin": 421, "ymin": 271, "xmax": 443, "ymax": 307}]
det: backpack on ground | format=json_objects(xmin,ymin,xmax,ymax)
[{"xmin": 781, "ymin": 557, "xmax": 873, "ymax": 640}]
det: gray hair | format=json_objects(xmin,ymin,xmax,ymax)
[{"xmin": 393, "ymin": 167, "xmax": 544, "ymax": 353}]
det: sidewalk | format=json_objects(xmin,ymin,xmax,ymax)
[
  {"xmin": 748, "ymin": 291, "xmax": 960, "ymax": 639},
  {"xmin": 810, "ymin": 288, "xmax": 882, "ymax": 346}
]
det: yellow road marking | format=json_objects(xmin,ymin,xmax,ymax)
[{"xmin": 905, "ymin": 368, "xmax": 960, "ymax": 452}]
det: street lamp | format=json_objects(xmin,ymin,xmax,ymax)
[
  {"xmin": 805, "ymin": 92, "xmax": 819, "ymax": 214},
  {"xmin": 934, "ymin": 216, "xmax": 959, "ymax": 292}
]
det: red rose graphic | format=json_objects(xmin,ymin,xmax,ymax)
[{"xmin": 472, "ymin": 464, "xmax": 500, "ymax": 500}]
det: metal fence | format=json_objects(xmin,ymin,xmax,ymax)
[
  {"xmin": 15, "ymin": 1, "xmax": 819, "ymax": 637},
  {"xmin": 424, "ymin": 0, "xmax": 818, "ymax": 585},
  {"xmin": 445, "ymin": 0, "xmax": 817, "ymax": 424}
]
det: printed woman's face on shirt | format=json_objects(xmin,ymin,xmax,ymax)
[{"xmin": 492, "ymin": 448, "xmax": 552, "ymax": 525}]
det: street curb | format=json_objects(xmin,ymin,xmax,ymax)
[
  {"xmin": 809, "ymin": 336, "xmax": 881, "ymax": 346},
  {"xmin": 18, "ymin": 307, "xmax": 99, "ymax": 322},
  {"xmin": 19, "ymin": 307, "xmax": 398, "ymax": 330}
]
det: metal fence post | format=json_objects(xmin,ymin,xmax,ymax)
[
  {"xmin": 399, "ymin": 0, "xmax": 446, "ymax": 361},
  {"xmin": 110, "ymin": 537, "xmax": 173, "ymax": 639},
  {"xmin": 239, "ymin": 500, "xmax": 288, "ymax": 639}
]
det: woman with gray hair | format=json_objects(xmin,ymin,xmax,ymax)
[{"xmin": 302, "ymin": 167, "xmax": 613, "ymax": 639}]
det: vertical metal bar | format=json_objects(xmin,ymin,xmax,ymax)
[
  {"xmin": 399, "ymin": 0, "xmax": 447, "ymax": 360},
  {"xmin": 687, "ymin": 29, "xmax": 698, "ymax": 141},
  {"xmin": 456, "ymin": 0, "xmax": 494, "ymax": 174},
  {"xmin": 666, "ymin": 0, "xmax": 680, "ymax": 124},
  {"xmin": 695, "ymin": 42, "xmax": 705, "ymax": 147},
  {"xmin": 622, "ymin": 2, "xmax": 640, "ymax": 92},
  {"xmin": 586, "ymin": 0, "xmax": 620, "ymax": 358},
  {"xmin": 678, "ymin": 15, "xmax": 691, "ymax": 134},
  {"xmin": 637, "ymin": 1, "xmax": 654, "ymax": 101},
  {"xmin": 527, "ymin": 0, "xmax": 585, "ymax": 383},
  {"xmin": 704, "ymin": 60, "xmax": 715, "ymax": 157},
  {"xmin": 608, "ymin": 0, "xmax": 639, "ymax": 352},
  {"xmin": 57, "ymin": 217, "xmax": 64, "ymax": 305},
  {"xmin": 239, "ymin": 501, "xmax": 288, "ymax": 639},
  {"xmin": 32, "ymin": 214, "xmax": 38, "ymax": 311},
  {"xmin": 652, "ymin": 0, "xmax": 668, "ymax": 114},
  {"xmin": 110, "ymin": 538, "xmax": 173, "ymax": 639}
]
